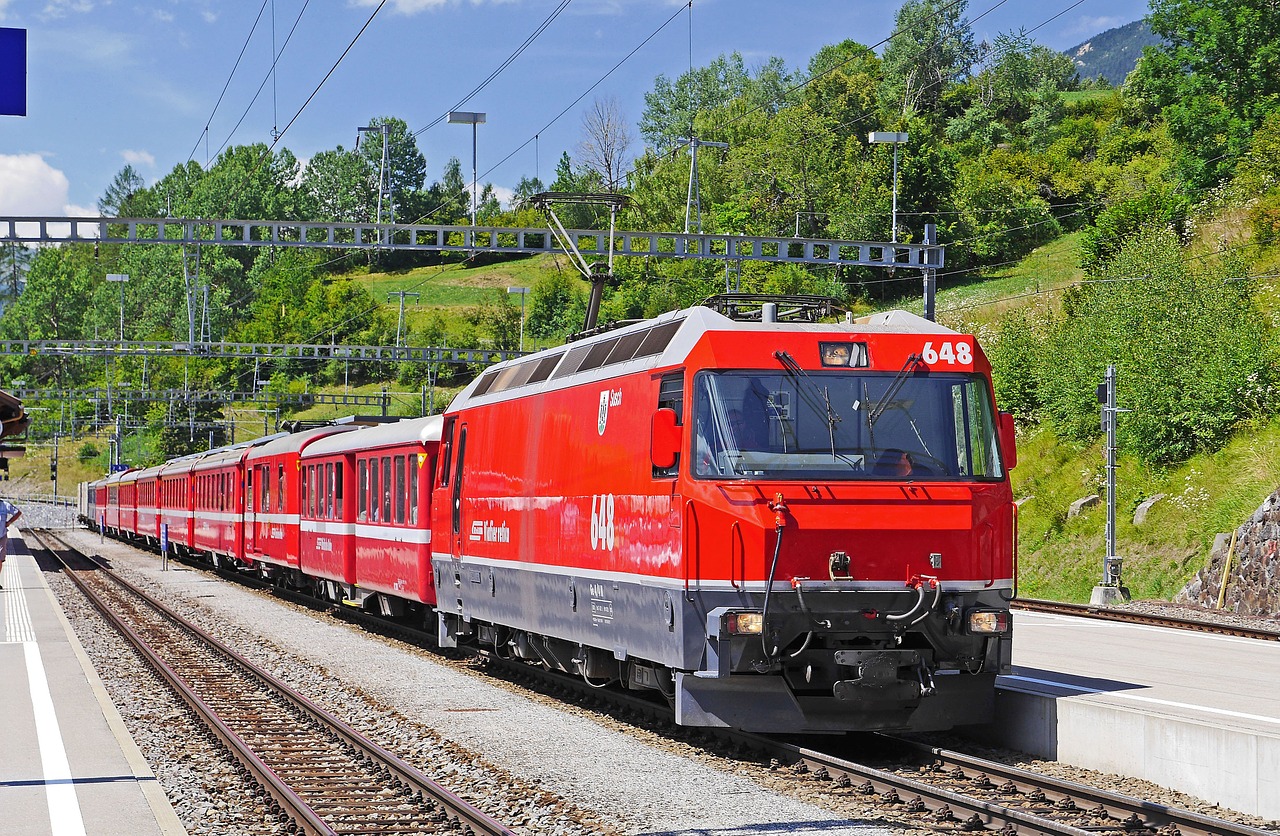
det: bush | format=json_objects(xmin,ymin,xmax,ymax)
[
  {"xmin": 1040, "ymin": 228, "xmax": 1274, "ymax": 464},
  {"xmin": 1249, "ymin": 189, "xmax": 1280, "ymax": 245},
  {"xmin": 77, "ymin": 442, "xmax": 100, "ymax": 463},
  {"xmin": 987, "ymin": 311, "xmax": 1045, "ymax": 421},
  {"xmin": 1078, "ymin": 186, "xmax": 1189, "ymax": 271}
]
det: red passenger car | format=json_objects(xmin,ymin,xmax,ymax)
[
  {"xmin": 114, "ymin": 468, "xmax": 139, "ymax": 539},
  {"xmin": 244, "ymin": 427, "xmax": 353, "ymax": 578},
  {"xmin": 301, "ymin": 416, "xmax": 440, "ymax": 614},
  {"xmin": 157, "ymin": 458, "xmax": 195, "ymax": 554},
  {"xmin": 132, "ymin": 464, "xmax": 164, "ymax": 546},
  {"xmin": 432, "ymin": 301, "xmax": 1017, "ymax": 733},
  {"xmin": 190, "ymin": 445, "xmax": 251, "ymax": 566},
  {"xmin": 99, "ymin": 469, "xmax": 127, "ymax": 534}
]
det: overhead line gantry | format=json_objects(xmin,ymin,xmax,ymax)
[{"xmin": 0, "ymin": 216, "xmax": 945, "ymax": 271}]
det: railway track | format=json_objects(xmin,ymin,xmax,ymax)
[
  {"xmin": 1014, "ymin": 597, "xmax": 1280, "ymax": 641},
  {"xmin": 65, "ymin": 528, "xmax": 1278, "ymax": 836},
  {"xmin": 30, "ymin": 529, "xmax": 516, "ymax": 836}
]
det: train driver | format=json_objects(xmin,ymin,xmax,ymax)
[{"xmin": 872, "ymin": 449, "xmax": 915, "ymax": 478}]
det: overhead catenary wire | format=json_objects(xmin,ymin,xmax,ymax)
[
  {"xmin": 401, "ymin": 1, "xmax": 689, "ymax": 228},
  {"xmin": 410, "ymin": 0, "xmax": 575, "ymax": 140},
  {"xmin": 187, "ymin": 0, "xmax": 272, "ymax": 165},
  {"xmin": 209, "ymin": 0, "xmax": 312, "ymax": 163}
]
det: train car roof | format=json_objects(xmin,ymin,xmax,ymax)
[
  {"xmin": 245, "ymin": 425, "xmax": 356, "ymax": 460},
  {"xmin": 129, "ymin": 463, "xmax": 167, "ymax": 481},
  {"xmin": 101, "ymin": 468, "xmax": 134, "ymax": 485},
  {"xmin": 303, "ymin": 414, "xmax": 444, "ymax": 458},
  {"xmin": 446, "ymin": 305, "xmax": 964, "ymax": 413},
  {"xmin": 187, "ymin": 433, "xmax": 285, "ymax": 472}
]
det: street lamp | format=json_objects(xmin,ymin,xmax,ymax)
[
  {"xmin": 507, "ymin": 286, "xmax": 529, "ymax": 352},
  {"xmin": 869, "ymin": 131, "xmax": 908, "ymax": 242},
  {"xmin": 448, "ymin": 111, "xmax": 486, "ymax": 227},
  {"xmin": 105, "ymin": 273, "xmax": 129, "ymax": 340}
]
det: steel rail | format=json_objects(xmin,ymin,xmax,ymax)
[
  {"xmin": 1014, "ymin": 597, "xmax": 1280, "ymax": 641},
  {"xmin": 31, "ymin": 529, "xmax": 336, "ymax": 836},
  {"xmin": 33, "ymin": 529, "xmax": 517, "ymax": 836},
  {"xmin": 886, "ymin": 737, "xmax": 1279, "ymax": 836}
]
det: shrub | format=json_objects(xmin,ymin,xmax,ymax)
[{"xmin": 1041, "ymin": 228, "xmax": 1273, "ymax": 464}]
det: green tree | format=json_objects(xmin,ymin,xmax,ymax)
[
  {"xmin": 526, "ymin": 271, "xmax": 588, "ymax": 339},
  {"xmin": 1041, "ymin": 228, "xmax": 1273, "ymax": 463},
  {"xmin": 513, "ymin": 175, "xmax": 545, "ymax": 206},
  {"xmin": 98, "ymin": 165, "xmax": 147, "ymax": 216},
  {"xmin": 464, "ymin": 291, "xmax": 523, "ymax": 351},
  {"xmin": 300, "ymin": 146, "xmax": 377, "ymax": 222},
  {"xmin": 879, "ymin": 0, "xmax": 978, "ymax": 116},
  {"xmin": 424, "ymin": 157, "xmax": 469, "ymax": 224},
  {"xmin": 640, "ymin": 53, "xmax": 752, "ymax": 151},
  {"xmin": 1134, "ymin": 0, "xmax": 1280, "ymax": 188},
  {"xmin": 1, "ymin": 243, "xmax": 32, "ymax": 306},
  {"xmin": 357, "ymin": 116, "xmax": 427, "ymax": 218}
]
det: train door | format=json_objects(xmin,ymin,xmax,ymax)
[
  {"xmin": 246, "ymin": 464, "xmax": 258, "ymax": 554},
  {"xmin": 449, "ymin": 424, "xmax": 468, "ymax": 560}
]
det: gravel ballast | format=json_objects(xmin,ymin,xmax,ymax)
[{"xmin": 46, "ymin": 526, "xmax": 909, "ymax": 835}]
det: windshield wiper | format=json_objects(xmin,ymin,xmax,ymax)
[
  {"xmin": 869, "ymin": 353, "xmax": 925, "ymax": 426},
  {"xmin": 774, "ymin": 350, "xmax": 842, "ymax": 458}
]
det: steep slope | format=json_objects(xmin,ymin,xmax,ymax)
[{"xmin": 1065, "ymin": 19, "xmax": 1162, "ymax": 86}]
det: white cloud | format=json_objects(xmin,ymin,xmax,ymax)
[
  {"xmin": 201, "ymin": 10, "xmax": 217, "ymax": 23},
  {"xmin": 351, "ymin": 0, "xmax": 451, "ymax": 14},
  {"xmin": 39, "ymin": 0, "xmax": 97, "ymax": 21},
  {"xmin": 0, "ymin": 0, "xmax": 11, "ymax": 22},
  {"xmin": 39, "ymin": 27, "xmax": 136, "ymax": 67},
  {"xmin": 490, "ymin": 185, "xmax": 515, "ymax": 210},
  {"xmin": 0, "ymin": 153, "xmax": 95, "ymax": 218},
  {"xmin": 121, "ymin": 149, "xmax": 156, "ymax": 167},
  {"xmin": 153, "ymin": 9, "xmax": 173, "ymax": 22},
  {"xmin": 1063, "ymin": 15, "xmax": 1129, "ymax": 38}
]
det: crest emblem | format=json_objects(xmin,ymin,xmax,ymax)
[{"xmin": 598, "ymin": 389, "xmax": 610, "ymax": 436}]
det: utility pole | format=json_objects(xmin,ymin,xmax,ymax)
[
  {"xmin": 386, "ymin": 291, "xmax": 420, "ymax": 346},
  {"xmin": 507, "ymin": 286, "xmax": 529, "ymax": 352},
  {"xmin": 50, "ymin": 432, "xmax": 59, "ymax": 500},
  {"xmin": 359, "ymin": 123, "xmax": 393, "ymax": 247},
  {"xmin": 682, "ymin": 136, "xmax": 728, "ymax": 235},
  {"xmin": 105, "ymin": 273, "xmax": 129, "ymax": 339},
  {"xmin": 1091, "ymin": 364, "xmax": 1130, "ymax": 605},
  {"xmin": 447, "ymin": 111, "xmax": 486, "ymax": 228},
  {"xmin": 922, "ymin": 223, "xmax": 938, "ymax": 321}
]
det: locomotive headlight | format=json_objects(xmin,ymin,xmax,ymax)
[
  {"xmin": 966, "ymin": 610, "xmax": 1010, "ymax": 634},
  {"xmin": 723, "ymin": 611, "xmax": 764, "ymax": 635}
]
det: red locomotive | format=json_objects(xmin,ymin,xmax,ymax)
[{"xmin": 81, "ymin": 297, "xmax": 1016, "ymax": 734}]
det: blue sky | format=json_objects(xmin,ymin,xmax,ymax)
[{"xmin": 0, "ymin": 0, "xmax": 1150, "ymax": 219}]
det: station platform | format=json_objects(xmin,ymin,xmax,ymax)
[
  {"xmin": 975, "ymin": 608, "xmax": 1280, "ymax": 822},
  {"xmin": 0, "ymin": 530, "xmax": 186, "ymax": 836}
]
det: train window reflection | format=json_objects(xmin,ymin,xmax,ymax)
[{"xmin": 692, "ymin": 370, "xmax": 1003, "ymax": 482}]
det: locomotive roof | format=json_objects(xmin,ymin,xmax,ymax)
[
  {"xmin": 448, "ymin": 305, "xmax": 965, "ymax": 412},
  {"xmin": 303, "ymin": 414, "xmax": 444, "ymax": 458}
]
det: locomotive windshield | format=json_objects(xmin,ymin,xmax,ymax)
[{"xmin": 692, "ymin": 369, "xmax": 1003, "ymax": 481}]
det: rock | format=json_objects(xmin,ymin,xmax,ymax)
[
  {"xmin": 1068, "ymin": 494, "xmax": 1100, "ymax": 518},
  {"xmin": 1132, "ymin": 494, "xmax": 1165, "ymax": 526}
]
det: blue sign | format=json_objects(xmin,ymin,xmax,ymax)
[
  {"xmin": 160, "ymin": 523, "xmax": 168, "ymax": 554},
  {"xmin": 110, "ymin": 463, "xmax": 129, "ymax": 473},
  {"xmin": 0, "ymin": 28, "xmax": 26, "ymax": 117}
]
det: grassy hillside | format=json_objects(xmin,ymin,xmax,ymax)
[{"xmin": 348, "ymin": 253, "xmax": 584, "ymax": 347}]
